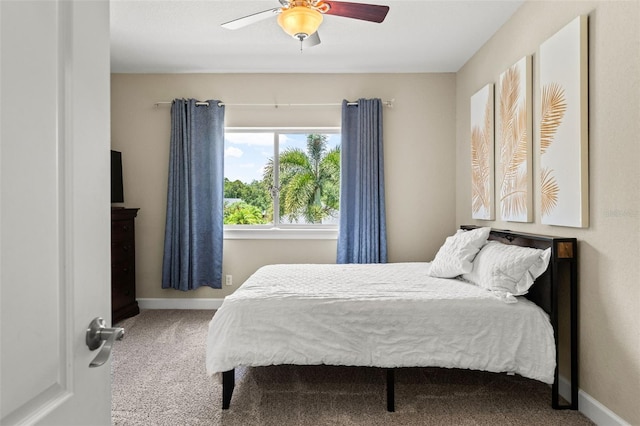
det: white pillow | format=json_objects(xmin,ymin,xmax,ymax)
[
  {"xmin": 428, "ymin": 227, "xmax": 491, "ymax": 278},
  {"xmin": 462, "ymin": 241, "xmax": 551, "ymax": 297}
]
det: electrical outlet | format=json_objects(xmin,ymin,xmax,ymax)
[{"xmin": 225, "ymin": 275, "xmax": 232, "ymax": 286}]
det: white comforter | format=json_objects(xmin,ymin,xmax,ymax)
[{"xmin": 206, "ymin": 263, "xmax": 556, "ymax": 384}]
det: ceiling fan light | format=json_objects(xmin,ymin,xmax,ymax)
[{"xmin": 277, "ymin": 6, "xmax": 323, "ymax": 39}]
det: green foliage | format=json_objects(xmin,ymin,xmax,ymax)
[
  {"xmin": 224, "ymin": 134, "xmax": 340, "ymax": 225},
  {"xmin": 224, "ymin": 178, "xmax": 272, "ymax": 225},
  {"xmin": 223, "ymin": 178, "xmax": 245, "ymax": 199},
  {"xmin": 264, "ymin": 134, "xmax": 340, "ymax": 224},
  {"xmin": 223, "ymin": 201, "xmax": 267, "ymax": 225},
  {"xmin": 224, "ymin": 178, "xmax": 271, "ymax": 213}
]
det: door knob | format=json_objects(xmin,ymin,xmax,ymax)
[{"xmin": 86, "ymin": 317, "xmax": 124, "ymax": 368}]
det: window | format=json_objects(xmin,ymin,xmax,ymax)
[{"xmin": 224, "ymin": 128, "xmax": 341, "ymax": 230}]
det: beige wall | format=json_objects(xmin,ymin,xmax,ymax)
[
  {"xmin": 456, "ymin": 0, "xmax": 640, "ymax": 423},
  {"xmin": 111, "ymin": 73, "xmax": 457, "ymax": 300}
]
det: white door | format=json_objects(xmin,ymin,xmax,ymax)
[{"xmin": 1, "ymin": 1, "xmax": 113, "ymax": 425}]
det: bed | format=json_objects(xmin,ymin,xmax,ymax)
[{"xmin": 206, "ymin": 227, "xmax": 578, "ymax": 411}]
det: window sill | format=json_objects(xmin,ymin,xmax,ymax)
[{"xmin": 224, "ymin": 227, "xmax": 338, "ymax": 240}]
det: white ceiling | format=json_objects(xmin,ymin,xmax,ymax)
[{"xmin": 110, "ymin": 0, "xmax": 524, "ymax": 73}]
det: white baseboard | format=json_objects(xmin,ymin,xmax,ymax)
[
  {"xmin": 558, "ymin": 376, "xmax": 630, "ymax": 426},
  {"xmin": 137, "ymin": 298, "xmax": 224, "ymax": 310}
]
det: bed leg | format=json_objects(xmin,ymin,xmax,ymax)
[
  {"xmin": 386, "ymin": 368, "xmax": 395, "ymax": 412},
  {"xmin": 222, "ymin": 369, "xmax": 235, "ymax": 410},
  {"xmin": 552, "ymin": 373, "xmax": 560, "ymax": 409}
]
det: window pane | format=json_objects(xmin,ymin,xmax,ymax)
[
  {"xmin": 278, "ymin": 133, "xmax": 341, "ymax": 225},
  {"xmin": 224, "ymin": 130, "xmax": 340, "ymax": 227},
  {"xmin": 223, "ymin": 132, "xmax": 273, "ymax": 225}
]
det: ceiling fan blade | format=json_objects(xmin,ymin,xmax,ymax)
[
  {"xmin": 221, "ymin": 8, "xmax": 281, "ymax": 30},
  {"xmin": 304, "ymin": 31, "xmax": 321, "ymax": 48},
  {"xmin": 322, "ymin": 1, "xmax": 389, "ymax": 23}
]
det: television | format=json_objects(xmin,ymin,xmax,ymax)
[{"xmin": 111, "ymin": 150, "xmax": 124, "ymax": 203}]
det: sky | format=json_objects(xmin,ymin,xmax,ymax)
[{"xmin": 224, "ymin": 131, "xmax": 340, "ymax": 183}]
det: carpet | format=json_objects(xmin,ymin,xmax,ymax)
[{"xmin": 112, "ymin": 309, "xmax": 594, "ymax": 425}]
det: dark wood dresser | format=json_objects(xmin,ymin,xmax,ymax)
[{"xmin": 111, "ymin": 207, "xmax": 140, "ymax": 324}]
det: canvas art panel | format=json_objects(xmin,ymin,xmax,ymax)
[
  {"xmin": 539, "ymin": 15, "xmax": 589, "ymax": 228},
  {"xmin": 470, "ymin": 83, "xmax": 495, "ymax": 220},
  {"xmin": 498, "ymin": 56, "xmax": 532, "ymax": 222}
]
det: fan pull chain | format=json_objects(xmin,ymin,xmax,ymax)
[{"xmin": 295, "ymin": 33, "xmax": 306, "ymax": 52}]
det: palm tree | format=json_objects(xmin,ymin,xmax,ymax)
[{"xmin": 263, "ymin": 134, "xmax": 340, "ymax": 224}]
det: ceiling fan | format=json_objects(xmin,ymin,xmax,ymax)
[{"xmin": 221, "ymin": 0, "xmax": 390, "ymax": 48}]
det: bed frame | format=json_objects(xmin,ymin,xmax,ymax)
[{"xmin": 221, "ymin": 227, "xmax": 578, "ymax": 412}]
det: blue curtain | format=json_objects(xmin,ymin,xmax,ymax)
[
  {"xmin": 162, "ymin": 99, "xmax": 225, "ymax": 290},
  {"xmin": 337, "ymin": 98, "xmax": 387, "ymax": 264}
]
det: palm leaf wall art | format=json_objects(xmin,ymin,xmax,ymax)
[
  {"xmin": 539, "ymin": 15, "xmax": 589, "ymax": 227},
  {"xmin": 470, "ymin": 83, "xmax": 494, "ymax": 220},
  {"xmin": 498, "ymin": 56, "xmax": 532, "ymax": 222},
  {"xmin": 540, "ymin": 83, "xmax": 566, "ymax": 216}
]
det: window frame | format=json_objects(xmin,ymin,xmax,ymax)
[{"xmin": 223, "ymin": 127, "xmax": 341, "ymax": 240}]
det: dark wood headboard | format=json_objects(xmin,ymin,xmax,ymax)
[
  {"xmin": 461, "ymin": 225, "xmax": 578, "ymax": 410},
  {"xmin": 461, "ymin": 226, "xmax": 576, "ymax": 316}
]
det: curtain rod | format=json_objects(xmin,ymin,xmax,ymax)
[{"xmin": 152, "ymin": 99, "xmax": 394, "ymax": 109}]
